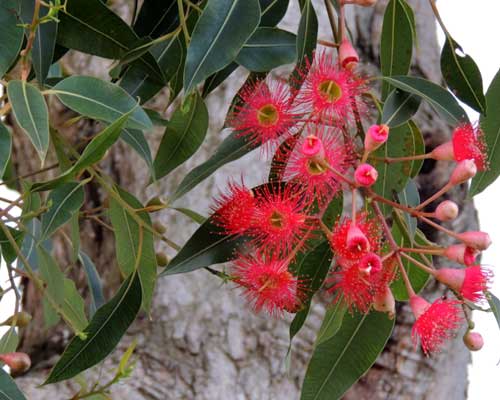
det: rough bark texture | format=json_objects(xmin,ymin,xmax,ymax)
[{"xmin": 9, "ymin": 1, "xmax": 474, "ymax": 399}]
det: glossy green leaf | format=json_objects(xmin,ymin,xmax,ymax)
[
  {"xmin": 40, "ymin": 183, "xmax": 85, "ymax": 240},
  {"xmin": 0, "ymin": 328, "xmax": 19, "ymax": 354},
  {"xmin": 471, "ymin": 69, "xmax": 500, "ymax": 196},
  {"xmin": 301, "ymin": 311, "xmax": 394, "ymax": 400},
  {"xmin": 52, "ymin": 76, "xmax": 153, "ymax": 131},
  {"xmin": 79, "ymin": 251, "xmax": 105, "ymax": 316},
  {"xmin": 0, "ymin": 369, "xmax": 28, "ymax": 400},
  {"xmin": 390, "ymin": 215, "xmax": 430, "ymax": 301},
  {"xmin": 32, "ymin": 109, "xmax": 133, "ymax": 191},
  {"xmin": 183, "ymin": 0, "xmax": 260, "ymax": 93},
  {"xmin": 0, "ymin": 228, "xmax": 24, "ymax": 264},
  {"xmin": 0, "ymin": 0, "xmax": 24, "ymax": 78},
  {"xmin": 109, "ymin": 187, "xmax": 157, "ymax": 312},
  {"xmin": 171, "ymin": 131, "xmax": 259, "ymax": 201},
  {"xmin": 487, "ymin": 292, "xmax": 500, "ymax": 330},
  {"xmin": 0, "ymin": 122, "xmax": 12, "ymax": 178},
  {"xmin": 161, "ymin": 216, "xmax": 246, "ymax": 276},
  {"xmin": 44, "ymin": 272, "xmax": 142, "ymax": 384},
  {"xmin": 172, "ymin": 207, "xmax": 207, "ymax": 224},
  {"xmin": 315, "ymin": 302, "xmax": 347, "ymax": 347},
  {"xmin": 397, "ymin": 180, "xmax": 419, "ymax": 240},
  {"xmin": 372, "ymin": 121, "xmax": 424, "ymax": 213},
  {"xmin": 380, "ymin": 0, "xmax": 414, "ymax": 99},
  {"xmin": 383, "ymin": 76, "xmax": 468, "ymax": 125},
  {"xmin": 122, "ymin": 128, "xmax": 154, "ymax": 176},
  {"xmin": 153, "ymin": 93, "xmax": 209, "ymax": 180},
  {"xmin": 7, "ymin": 80, "xmax": 50, "ymax": 162},
  {"xmin": 236, "ymin": 28, "xmax": 296, "ymax": 72},
  {"xmin": 19, "ymin": 0, "xmax": 58, "ymax": 84},
  {"xmin": 17, "ymin": 219, "xmax": 46, "ymax": 272},
  {"xmin": 202, "ymin": 63, "xmax": 239, "ymax": 98},
  {"xmin": 133, "ymin": 0, "xmax": 179, "ymax": 38},
  {"xmin": 381, "ymin": 89, "xmax": 421, "ymax": 128},
  {"xmin": 441, "ymin": 36, "xmax": 486, "ymax": 114},
  {"xmin": 290, "ymin": 0, "xmax": 318, "ymax": 88},
  {"xmin": 260, "ymin": 0, "xmax": 289, "ymax": 26}
]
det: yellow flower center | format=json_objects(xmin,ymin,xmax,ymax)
[
  {"xmin": 270, "ymin": 210, "xmax": 284, "ymax": 228},
  {"xmin": 317, "ymin": 79, "xmax": 343, "ymax": 103},
  {"xmin": 257, "ymin": 104, "xmax": 279, "ymax": 126},
  {"xmin": 306, "ymin": 159, "xmax": 328, "ymax": 175}
]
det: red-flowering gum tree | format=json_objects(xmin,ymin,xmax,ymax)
[{"xmin": 0, "ymin": 0, "xmax": 498, "ymax": 399}]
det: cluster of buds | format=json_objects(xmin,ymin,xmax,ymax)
[{"xmin": 209, "ymin": 40, "xmax": 493, "ymax": 355}]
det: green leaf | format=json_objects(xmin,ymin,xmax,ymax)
[
  {"xmin": 133, "ymin": 0, "xmax": 179, "ymax": 38},
  {"xmin": 32, "ymin": 109, "xmax": 133, "ymax": 191},
  {"xmin": 52, "ymin": 76, "xmax": 153, "ymax": 131},
  {"xmin": 236, "ymin": 27, "xmax": 296, "ymax": 72},
  {"xmin": 109, "ymin": 187, "xmax": 157, "ymax": 312},
  {"xmin": 153, "ymin": 93, "xmax": 209, "ymax": 180},
  {"xmin": 171, "ymin": 131, "xmax": 259, "ymax": 201},
  {"xmin": 383, "ymin": 76, "xmax": 468, "ymax": 125},
  {"xmin": 390, "ymin": 215, "xmax": 430, "ymax": 301},
  {"xmin": 0, "ymin": 122, "xmax": 12, "ymax": 178},
  {"xmin": 61, "ymin": 278, "xmax": 89, "ymax": 333},
  {"xmin": 381, "ymin": 89, "xmax": 421, "ymax": 128},
  {"xmin": 202, "ymin": 63, "xmax": 239, "ymax": 98},
  {"xmin": 290, "ymin": 0, "xmax": 318, "ymax": 89},
  {"xmin": 397, "ymin": 179, "xmax": 419, "ymax": 240},
  {"xmin": 0, "ymin": 228, "xmax": 24, "ymax": 265},
  {"xmin": 487, "ymin": 292, "xmax": 500, "ymax": 330},
  {"xmin": 44, "ymin": 272, "xmax": 142, "ymax": 384},
  {"xmin": 161, "ymin": 217, "xmax": 246, "ymax": 276},
  {"xmin": 18, "ymin": 0, "xmax": 58, "ymax": 85},
  {"xmin": 315, "ymin": 302, "xmax": 347, "ymax": 347},
  {"xmin": 172, "ymin": 207, "xmax": 207, "ymax": 224},
  {"xmin": 0, "ymin": 369, "xmax": 28, "ymax": 400},
  {"xmin": 380, "ymin": 0, "xmax": 414, "ymax": 99},
  {"xmin": 470, "ymin": 68, "xmax": 500, "ymax": 196},
  {"xmin": 260, "ymin": 0, "xmax": 289, "ymax": 26},
  {"xmin": 40, "ymin": 182, "xmax": 85, "ymax": 240},
  {"xmin": 300, "ymin": 311, "xmax": 395, "ymax": 400},
  {"xmin": 372, "ymin": 121, "xmax": 424, "ymax": 213},
  {"xmin": 79, "ymin": 251, "xmax": 105, "ymax": 316},
  {"xmin": 441, "ymin": 36, "xmax": 486, "ymax": 114},
  {"xmin": 121, "ymin": 128, "xmax": 154, "ymax": 177},
  {"xmin": 0, "ymin": 328, "xmax": 19, "ymax": 354},
  {"xmin": 183, "ymin": 0, "xmax": 261, "ymax": 93},
  {"xmin": 7, "ymin": 80, "xmax": 50, "ymax": 162},
  {"xmin": 0, "ymin": 0, "xmax": 24, "ymax": 78}
]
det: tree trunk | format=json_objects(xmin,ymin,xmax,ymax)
[{"xmin": 10, "ymin": 1, "xmax": 473, "ymax": 398}]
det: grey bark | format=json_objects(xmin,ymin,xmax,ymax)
[{"xmin": 9, "ymin": 1, "xmax": 473, "ymax": 399}]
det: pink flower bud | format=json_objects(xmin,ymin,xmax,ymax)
[
  {"xmin": 373, "ymin": 286, "xmax": 395, "ymax": 319},
  {"xmin": 450, "ymin": 159, "xmax": 477, "ymax": 185},
  {"xmin": 457, "ymin": 231, "xmax": 492, "ymax": 250},
  {"xmin": 434, "ymin": 268, "xmax": 466, "ymax": 291},
  {"xmin": 354, "ymin": 163, "xmax": 378, "ymax": 187},
  {"xmin": 346, "ymin": 224, "xmax": 370, "ymax": 254},
  {"xmin": 301, "ymin": 135, "xmax": 325, "ymax": 158},
  {"xmin": 364, "ymin": 124, "xmax": 389, "ymax": 152},
  {"xmin": 464, "ymin": 247, "xmax": 480, "ymax": 266},
  {"xmin": 443, "ymin": 244, "xmax": 479, "ymax": 265},
  {"xmin": 339, "ymin": 39, "xmax": 359, "ymax": 70},
  {"xmin": 430, "ymin": 141, "xmax": 454, "ymax": 161},
  {"xmin": 463, "ymin": 331, "xmax": 484, "ymax": 351},
  {"xmin": 409, "ymin": 295, "xmax": 431, "ymax": 319},
  {"xmin": 0, "ymin": 352, "xmax": 31, "ymax": 374},
  {"xmin": 434, "ymin": 200, "xmax": 459, "ymax": 221}
]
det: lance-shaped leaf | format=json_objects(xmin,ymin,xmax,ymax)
[
  {"xmin": 487, "ymin": 292, "xmax": 500, "ymax": 330},
  {"xmin": 183, "ymin": 0, "xmax": 261, "ymax": 94},
  {"xmin": 7, "ymin": 80, "xmax": 50, "ymax": 162},
  {"xmin": 171, "ymin": 131, "xmax": 259, "ymax": 201},
  {"xmin": 260, "ymin": 0, "xmax": 289, "ymax": 27},
  {"xmin": 236, "ymin": 27, "xmax": 296, "ymax": 72},
  {"xmin": 122, "ymin": 128, "xmax": 154, "ymax": 177},
  {"xmin": 0, "ymin": 369, "xmax": 28, "ymax": 400},
  {"xmin": 381, "ymin": 89, "xmax": 421, "ymax": 128},
  {"xmin": 0, "ymin": 328, "xmax": 19, "ymax": 355},
  {"xmin": 471, "ymin": 69, "xmax": 500, "ymax": 196},
  {"xmin": 109, "ymin": 187, "xmax": 157, "ymax": 312},
  {"xmin": 40, "ymin": 182, "xmax": 85, "ymax": 240},
  {"xmin": 300, "ymin": 311, "xmax": 395, "ymax": 400},
  {"xmin": 133, "ymin": 0, "xmax": 179, "ymax": 39},
  {"xmin": 383, "ymin": 76, "xmax": 469, "ymax": 125},
  {"xmin": 315, "ymin": 302, "xmax": 347, "ymax": 346},
  {"xmin": 0, "ymin": 0, "xmax": 24, "ymax": 78},
  {"xmin": 44, "ymin": 272, "xmax": 142, "ymax": 384},
  {"xmin": 441, "ymin": 36, "xmax": 486, "ymax": 114},
  {"xmin": 153, "ymin": 93, "xmax": 209, "ymax": 180},
  {"xmin": 380, "ymin": 0, "xmax": 414, "ymax": 99},
  {"xmin": 0, "ymin": 122, "xmax": 12, "ymax": 178},
  {"xmin": 0, "ymin": 228, "xmax": 24, "ymax": 264},
  {"xmin": 79, "ymin": 251, "xmax": 105, "ymax": 316},
  {"xmin": 202, "ymin": 63, "xmax": 239, "ymax": 98},
  {"xmin": 52, "ymin": 76, "xmax": 153, "ymax": 130}
]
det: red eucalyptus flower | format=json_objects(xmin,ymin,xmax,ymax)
[{"xmin": 452, "ymin": 123, "xmax": 488, "ymax": 171}]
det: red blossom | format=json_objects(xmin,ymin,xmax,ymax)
[
  {"xmin": 212, "ymin": 180, "xmax": 256, "ymax": 235},
  {"xmin": 461, "ymin": 266, "xmax": 492, "ymax": 303},
  {"xmin": 295, "ymin": 51, "xmax": 365, "ymax": 125},
  {"xmin": 233, "ymin": 254, "xmax": 305, "ymax": 315},
  {"xmin": 229, "ymin": 79, "xmax": 297, "ymax": 149},
  {"xmin": 452, "ymin": 123, "xmax": 488, "ymax": 171},
  {"xmin": 410, "ymin": 296, "xmax": 463, "ymax": 355}
]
